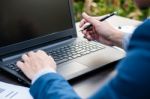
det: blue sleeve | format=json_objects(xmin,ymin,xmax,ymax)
[
  {"xmin": 30, "ymin": 73, "xmax": 80, "ymax": 99},
  {"xmin": 31, "ymin": 70, "xmax": 56, "ymax": 84},
  {"xmin": 90, "ymin": 19, "xmax": 150, "ymax": 99}
]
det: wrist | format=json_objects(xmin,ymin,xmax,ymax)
[
  {"xmin": 31, "ymin": 69, "xmax": 56, "ymax": 84},
  {"xmin": 108, "ymin": 29, "xmax": 124, "ymax": 48}
]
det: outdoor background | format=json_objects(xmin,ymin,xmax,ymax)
[{"xmin": 73, "ymin": 0, "xmax": 150, "ymax": 21}]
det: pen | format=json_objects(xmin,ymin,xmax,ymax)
[{"xmin": 80, "ymin": 11, "xmax": 117, "ymax": 31}]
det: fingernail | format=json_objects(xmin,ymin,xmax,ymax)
[
  {"xmin": 82, "ymin": 12, "xmax": 86, "ymax": 15},
  {"xmin": 82, "ymin": 12, "xmax": 87, "ymax": 17}
]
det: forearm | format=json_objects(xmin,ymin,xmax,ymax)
[
  {"xmin": 108, "ymin": 29, "xmax": 133, "ymax": 50},
  {"xmin": 107, "ymin": 29, "xmax": 124, "ymax": 48},
  {"xmin": 30, "ymin": 73, "xmax": 80, "ymax": 99}
]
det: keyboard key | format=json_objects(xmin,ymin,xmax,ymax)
[{"xmin": 56, "ymin": 59, "xmax": 69, "ymax": 64}]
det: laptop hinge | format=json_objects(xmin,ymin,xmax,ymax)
[{"xmin": 1, "ymin": 54, "xmax": 21, "ymax": 62}]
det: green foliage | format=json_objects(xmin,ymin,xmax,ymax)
[
  {"xmin": 73, "ymin": 1, "xmax": 84, "ymax": 21},
  {"xmin": 73, "ymin": 0, "xmax": 150, "ymax": 21}
]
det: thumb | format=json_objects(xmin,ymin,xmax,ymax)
[{"xmin": 82, "ymin": 12, "xmax": 100, "ymax": 26}]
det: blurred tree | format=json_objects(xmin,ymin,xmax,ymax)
[
  {"xmin": 73, "ymin": 0, "xmax": 150, "ymax": 21},
  {"xmin": 84, "ymin": 0, "xmax": 93, "ymax": 14}
]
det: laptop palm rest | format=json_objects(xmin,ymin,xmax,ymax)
[
  {"xmin": 74, "ymin": 47, "xmax": 125, "ymax": 68},
  {"xmin": 57, "ymin": 61, "xmax": 88, "ymax": 80}
]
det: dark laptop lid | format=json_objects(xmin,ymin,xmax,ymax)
[{"xmin": 0, "ymin": 0, "xmax": 76, "ymax": 57}]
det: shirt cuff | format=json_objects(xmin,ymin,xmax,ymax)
[
  {"xmin": 31, "ymin": 69, "xmax": 56, "ymax": 84},
  {"xmin": 122, "ymin": 32, "xmax": 133, "ymax": 50}
]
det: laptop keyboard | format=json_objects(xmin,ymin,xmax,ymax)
[
  {"xmin": 5, "ymin": 41, "xmax": 105, "ymax": 74},
  {"xmin": 48, "ymin": 41, "xmax": 105, "ymax": 64},
  {"xmin": 6, "ymin": 63, "xmax": 22, "ymax": 74}
]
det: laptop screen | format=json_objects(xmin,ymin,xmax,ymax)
[{"xmin": 0, "ymin": 0, "xmax": 73, "ymax": 48}]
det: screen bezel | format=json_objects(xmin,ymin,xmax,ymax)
[{"xmin": 0, "ymin": 0, "xmax": 77, "ymax": 57}]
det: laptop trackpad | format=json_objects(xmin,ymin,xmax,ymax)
[
  {"xmin": 57, "ymin": 61, "xmax": 88, "ymax": 79},
  {"xmin": 74, "ymin": 50, "xmax": 121, "ymax": 68}
]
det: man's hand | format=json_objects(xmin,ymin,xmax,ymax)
[
  {"xmin": 16, "ymin": 50, "xmax": 56, "ymax": 80},
  {"xmin": 80, "ymin": 12, "xmax": 124, "ymax": 48}
]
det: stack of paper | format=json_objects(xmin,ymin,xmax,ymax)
[{"xmin": 0, "ymin": 81, "xmax": 33, "ymax": 99}]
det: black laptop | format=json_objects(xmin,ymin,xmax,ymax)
[{"xmin": 0, "ymin": 0, "xmax": 124, "ymax": 85}]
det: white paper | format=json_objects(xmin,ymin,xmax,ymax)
[
  {"xmin": 115, "ymin": 25, "xmax": 137, "ymax": 34},
  {"xmin": 0, "ymin": 81, "xmax": 33, "ymax": 99}
]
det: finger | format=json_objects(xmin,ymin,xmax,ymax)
[
  {"xmin": 27, "ymin": 51, "xmax": 35, "ymax": 57},
  {"xmin": 82, "ymin": 30, "xmax": 88, "ymax": 35},
  {"xmin": 87, "ymin": 34, "xmax": 93, "ymax": 41},
  {"xmin": 82, "ymin": 29, "xmax": 93, "ymax": 35},
  {"xmin": 88, "ymin": 30, "xmax": 94, "ymax": 35},
  {"xmin": 90, "ymin": 27, "xmax": 99, "ymax": 40},
  {"xmin": 36, "ymin": 50, "xmax": 48, "ymax": 57},
  {"xmin": 79, "ymin": 19, "xmax": 87, "ymax": 28},
  {"xmin": 22, "ymin": 54, "xmax": 29, "ymax": 62},
  {"xmin": 94, "ymin": 16, "xmax": 103, "ymax": 20},
  {"xmin": 16, "ymin": 61, "xmax": 32, "ymax": 80},
  {"xmin": 93, "ymin": 33, "xmax": 99, "ymax": 40},
  {"xmin": 89, "ymin": 33, "xmax": 95, "ymax": 40},
  {"xmin": 84, "ymin": 33, "xmax": 93, "ymax": 41},
  {"xmin": 37, "ymin": 50, "xmax": 46, "ymax": 54},
  {"xmin": 82, "ymin": 12, "xmax": 100, "ymax": 26},
  {"xmin": 48, "ymin": 55, "xmax": 55, "ymax": 61},
  {"xmin": 16, "ymin": 61, "xmax": 24, "ymax": 70},
  {"xmin": 80, "ymin": 14, "xmax": 101, "ymax": 28}
]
